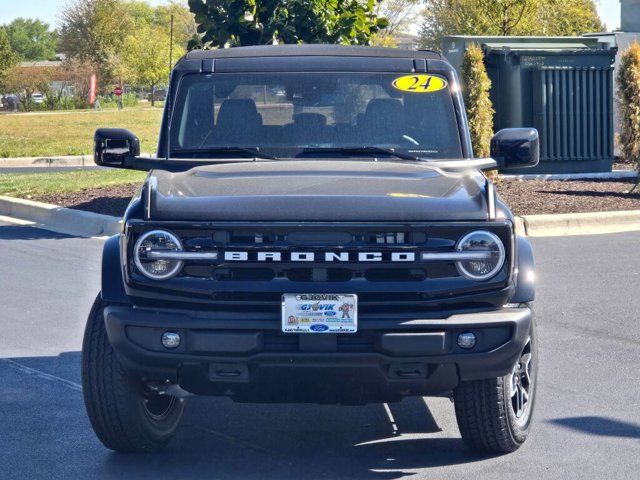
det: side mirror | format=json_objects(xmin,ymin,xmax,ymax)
[
  {"xmin": 490, "ymin": 128, "xmax": 539, "ymax": 170},
  {"xmin": 94, "ymin": 128, "xmax": 140, "ymax": 167}
]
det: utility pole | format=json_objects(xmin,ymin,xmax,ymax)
[{"xmin": 169, "ymin": 14, "xmax": 174, "ymax": 79}]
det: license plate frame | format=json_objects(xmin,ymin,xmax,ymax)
[{"xmin": 281, "ymin": 294, "xmax": 358, "ymax": 333}]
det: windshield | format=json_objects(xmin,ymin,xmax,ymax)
[{"xmin": 169, "ymin": 72, "xmax": 463, "ymax": 159}]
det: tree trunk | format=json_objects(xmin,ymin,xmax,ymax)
[{"xmin": 151, "ymin": 84, "xmax": 155, "ymax": 107}]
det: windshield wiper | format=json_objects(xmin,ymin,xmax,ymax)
[
  {"xmin": 298, "ymin": 146, "xmax": 422, "ymax": 161},
  {"xmin": 171, "ymin": 147, "xmax": 278, "ymax": 160}
]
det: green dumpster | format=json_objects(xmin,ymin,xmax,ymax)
[{"xmin": 442, "ymin": 36, "xmax": 617, "ymax": 173}]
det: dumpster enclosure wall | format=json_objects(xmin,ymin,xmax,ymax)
[{"xmin": 442, "ymin": 36, "xmax": 617, "ymax": 173}]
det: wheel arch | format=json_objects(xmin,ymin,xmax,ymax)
[
  {"xmin": 511, "ymin": 235, "xmax": 535, "ymax": 303},
  {"xmin": 101, "ymin": 234, "xmax": 130, "ymax": 304}
]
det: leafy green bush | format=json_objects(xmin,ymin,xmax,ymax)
[
  {"xmin": 461, "ymin": 43, "xmax": 494, "ymax": 159},
  {"xmin": 188, "ymin": 0, "xmax": 388, "ymax": 48}
]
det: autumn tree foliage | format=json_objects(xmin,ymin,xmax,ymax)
[
  {"xmin": 59, "ymin": 0, "xmax": 196, "ymax": 89},
  {"xmin": 419, "ymin": 0, "xmax": 604, "ymax": 51},
  {"xmin": 2, "ymin": 65, "xmax": 53, "ymax": 111},
  {"xmin": 0, "ymin": 27, "xmax": 17, "ymax": 87},
  {"xmin": 617, "ymin": 42, "xmax": 640, "ymax": 191}
]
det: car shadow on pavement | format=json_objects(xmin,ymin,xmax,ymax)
[
  {"xmin": 550, "ymin": 416, "xmax": 640, "ymax": 440},
  {"xmin": 0, "ymin": 351, "xmax": 491, "ymax": 479}
]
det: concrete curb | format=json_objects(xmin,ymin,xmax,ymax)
[
  {"xmin": 0, "ymin": 195, "xmax": 638, "ymax": 238},
  {"xmin": 0, "ymin": 153, "xmax": 152, "ymax": 169},
  {"xmin": 501, "ymin": 170, "xmax": 638, "ymax": 181},
  {"xmin": 0, "ymin": 155, "xmax": 92, "ymax": 168},
  {"xmin": 520, "ymin": 210, "xmax": 640, "ymax": 237},
  {"xmin": 0, "ymin": 195, "xmax": 122, "ymax": 237}
]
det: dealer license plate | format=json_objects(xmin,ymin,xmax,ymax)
[{"xmin": 281, "ymin": 294, "xmax": 358, "ymax": 333}]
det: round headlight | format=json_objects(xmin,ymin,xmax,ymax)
[
  {"xmin": 455, "ymin": 231, "xmax": 505, "ymax": 281},
  {"xmin": 134, "ymin": 230, "xmax": 183, "ymax": 280}
]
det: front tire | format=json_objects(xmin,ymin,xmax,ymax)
[
  {"xmin": 81, "ymin": 295, "xmax": 185, "ymax": 452},
  {"xmin": 453, "ymin": 311, "xmax": 538, "ymax": 454}
]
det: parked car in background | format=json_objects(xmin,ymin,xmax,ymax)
[
  {"xmin": 31, "ymin": 93, "xmax": 44, "ymax": 104},
  {"xmin": 1, "ymin": 94, "xmax": 19, "ymax": 112},
  {"xmin": 149, "ymin": 88, "xmax": 167, "ymax": 102}
]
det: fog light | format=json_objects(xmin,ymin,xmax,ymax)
[
  {"xmin": 161, "ymin": 331, "xmax": 181, "ymax": 349},
  {"xmin": 457, "ymin": 332, "xmax": 476, "ymax": 349}
]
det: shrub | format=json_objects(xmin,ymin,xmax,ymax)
[
  {"xmin": 618, "ymin": 43, "xmax": 640, "ymax": 173},
  {"xmin": 98, "ymin": 92, "xmax": 139, "ymax": 109},
  {"xmin": 462, "ymin": 43, "xmax": 494, "ymax": 159}
]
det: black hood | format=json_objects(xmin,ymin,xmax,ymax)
[{"xmin": 146, "ymin": 161, "xmax": 489, "ymax": 222}]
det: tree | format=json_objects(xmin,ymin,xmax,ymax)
[
  {"xmin": 155, "ymin": 1, "xmax": 199, "ymax": 49},
  {"xmin": 3, "ymin": 18, "xmax": 58, "ymax": 61},
  {"xmin": 59, "ymin": 0, "xmax": 196, "ymax": 88},
  {"xmin": 534, "ymin": 0, "xmax": 604, "ymax": 36},
  {"xmin": 188, "ymin": 0, "xmax": 389, "ymax": 48},
  {"xmin": 2, "ymin": 65, "xmax": 53, "ymax": 111},
  {"xmin": 124, "ymin": 0, "xmax": 156, "ymax": 28},
  {"xmin": 617, "ymin": 42, "xmax": 640, "ymax": 192},
  {"xmin": 63, "ymin": 58, "xmax": 99, "ymax": 108},
  {"xmin": 59, "ymin": 0, "xmax": 132, "ymax": 83},
  {"xmin": 0, "ymin": 27, "xmax": 17, "ymax": 87},
  {"xmin": 371, "ymin": 0, "xmax": 419, "ymax": 47},
  {"xmin": 376, "ymin": 0, "xmax": 420, "ymax": 34},
  {"xmin": 419, "ymin": 0, "xmax": 604, "ymax": 51},
  {"xmin": 123, "ymin": 25, "xmax": 185, "ymax": 106},
  {"xmin": 462, "ymin": 43, "xmax": 494, "ymax": 158}
]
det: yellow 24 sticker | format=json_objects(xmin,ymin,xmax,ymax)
[{"xmin": 392, "ymin": 74, "xmax": 448, "ymax": 93}]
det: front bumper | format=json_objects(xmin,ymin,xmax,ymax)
[{"xmin": 104, "ymin": 304, "xmax": 532, "ymax": 403}]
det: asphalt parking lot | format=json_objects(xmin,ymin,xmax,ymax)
[{"xmin": 0, "ymin": 221, "xmax": 638, "ymax": 479}]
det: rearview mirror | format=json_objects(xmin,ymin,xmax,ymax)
[
  {"xmin": 94, "ymin": 128, "xmax": 140, "ymax": 167},
  {"xmin": 490, "ymin": 128, "xmax": 539, "ymax": 170}
]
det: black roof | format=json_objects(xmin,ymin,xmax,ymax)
[{"xmin": 184, "ymin": 44, "xmax": 440, "ymax": 61}]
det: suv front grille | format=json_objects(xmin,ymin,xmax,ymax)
[{"xmin": 126, "ymin": 221, "xmax": 514, "ymax": 314}]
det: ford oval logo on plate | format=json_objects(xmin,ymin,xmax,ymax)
[{"xmin": 309, "ymin": 324, "xmax": 330, "ymax": 332}]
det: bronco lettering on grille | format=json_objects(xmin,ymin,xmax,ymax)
[{"xmin": 223, "ymin": 251, "xmax": 416, "ymax": 262}]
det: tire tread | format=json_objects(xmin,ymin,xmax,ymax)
[
  {"xmin": 81, "ymin": 295, "xmax": 179, "ymax": 452},
  {"xmin": 454, "ymin": 376, "xmax": 519, "ymax": 453}
]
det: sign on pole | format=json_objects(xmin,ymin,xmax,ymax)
[{"xmin": 114, "ymin": 86, "xmax": 123, "ymax": 96}]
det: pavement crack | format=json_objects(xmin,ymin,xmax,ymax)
[
  {"xmin": 0, "ymin": 358, "xmax": 82, "ymax": 392},
  {"xmin": 184, "ymin": 423, "xmax": 277, "ymax": 455}
]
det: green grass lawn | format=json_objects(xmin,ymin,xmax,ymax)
[
  {"xmin": 0, "ymin": 169, "xmax": 146, "ymax": 197},
  {"xmin": 0, "ymin": 107, "xmax": 163, "ymax": 158}
]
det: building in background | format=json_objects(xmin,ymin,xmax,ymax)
[
  {"xmin": 394, "ymin": 33, "xmax": 418, "ymax": 50},
  {"xmin": 16, "ymin": 60, "xmax": 75, "ymax": 98}
]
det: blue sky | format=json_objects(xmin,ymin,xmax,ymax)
[
  {"xmin": 0, "ymin": 0, "xmax": 624, "ymax": 31},
  {"xmin": 0, "ymin": 0, "xmax": 172, "ymax": 28}
]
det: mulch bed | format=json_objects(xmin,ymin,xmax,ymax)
[
  {"xmin": 25, "ymin": 177, "xmax": 640, "ymax": 218},
  {"xmin": 31, "ymin": 183, "xmax": 140, "ymax": 217},
  {"xmin": 495, "ymin": 178, "xmax": 640, "ymax": 216}
]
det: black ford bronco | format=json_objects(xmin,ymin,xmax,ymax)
[{"xmin": 83, "ymin": 45, "xmax": 539, "ymax": 454}]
